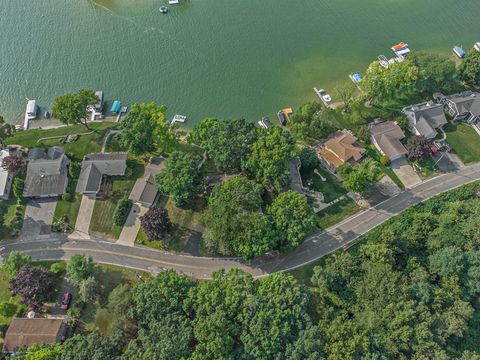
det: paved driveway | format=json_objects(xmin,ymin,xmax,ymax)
[
  {"xmin": 117, "ymin": 204, "xmax": 148, "ymax": 246},
  {"xmin": 391, "ymin": 157, "xmax": 422, "ymax": 188},
  {"xmin": 22, "ymin": 199, "xmax": 57, "ymax": 237},
  {"xmin": 73, "ymin": 195, "xmax": 96, "ymax": 238}
]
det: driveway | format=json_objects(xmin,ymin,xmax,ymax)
[
  {"xmin": 73, "ymin": 195, "xmax": 96, "ymax": 238},
  {"xmin": 117, "ymin": 204, "xmax": 148, "ymax": 246},
  {"xmin": 391, "ymin": 157, "xmax": 422, "ymax": 188},
  {"xmin": 433, "ymin": 151, "xmax": 464, "ymax": 173},
  {"xmin": 22, "ymin": 199, "xmax": 57, "ymax": 237}
]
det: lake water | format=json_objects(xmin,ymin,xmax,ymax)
[{"xmin": 1, "ymin": 0, "xmax": 479, "ymax": 127}]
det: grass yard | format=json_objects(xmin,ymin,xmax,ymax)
[
  {"xmin": 445, "ymin": 123, "xmax": 480, "ymax": 164},
  {"xmin": 0, "ymin": 190, "xmax": 26, "ymax": 240},
  {"xmin": 365, "ymin": 146, "xmax": 405, "ymax": 189},
  {"xmin": 53, "ymin": 180, "xmax": 81, "ymax": 230},
  {"xmin": 300, "ymin": 165, "xmax": 346, "ymax": 203},
  {"xmin": 77, "ymin": 264, "xmax": 148, "ymax": 335},
  {"xmin": 415, "ymin": 156, "xmax": 437, "ymax": 178},
  {"xmin": 317, "ymin": 198, "xmax": 360, "ymax": 230},
  {"xmin": 5, "ymin": 122, "xmax": 115, "ymax": 161},
  {"xmin": 136, "ymin": 195, "xmax": 205, "ymax": 252},
  {"xmin": 89, "ymin": 160, "xmax": 145, "ymax": 239}
]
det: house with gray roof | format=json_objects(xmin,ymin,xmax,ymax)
[
  {"xmin": 76, "ymin": 153, "xmax": 128, "ymax": 196},
  {"xmin": 402, "ymin": 101, "xmax": 447, "ymax": 139},
  {"xmin": 24, "ymin": 147, "xmax": 70, "ymax": 198},
  {"xmin": 129, "ymin": 156, "xmax": 165, "ymax": 207},
  {"xmin": 369, "ymin": 121, "xmax": 408, "ymax": 161},
  {"xmin": 436, "ymin": 91, "xmax": 480, "ymax": 124}
]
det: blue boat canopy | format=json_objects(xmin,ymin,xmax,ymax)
[
  {"xmin": 352, "ymin": 72, "xmax": 362, "ymax": 83},
  {"xmin": 111, "ymin": 100, "xmax": 121, "ymax": 113}
]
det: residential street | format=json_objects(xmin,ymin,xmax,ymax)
[{"xmin": 2, "ymin": 162, "xmax": 480, "ymax": 279}]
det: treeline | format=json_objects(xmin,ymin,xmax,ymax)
[{"xmin": 16, "ymin": 182, "xmax": 480, "ymax": 359}]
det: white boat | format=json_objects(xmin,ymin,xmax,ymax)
[
  {"xmin": 26, "ymin": 100, "xmax": 37, "ymax": 120},
  {"xmin": 474, "ymin": 42, "xmax": 480, "ymax": 52},
  {"xmin": 169, "ymin": 0, "xmax": 179, "ymax": 4},
  {"xmin": 314, "ymin": 87, "xmax": 332, "ymax": 105},
  {"xmin": 258, "ymin": 117, "xmax": 272, "ymax": 129},
  {"xmin": 391, "ymin": 42, "xmax": 410, "ymax": 57}
]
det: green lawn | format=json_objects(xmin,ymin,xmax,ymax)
[
  {"xmin": 89, "ymin": 160, "xmax": 145, "ymax": 239},
  {"xmin": 445, "ymin": 123, "xmax": 480, "ymax": 164},
  {"xmin": 415, "ymin": 156, "xmax": 437, "ymax": 178},
  {"xmin": 77, "ymin": 264, "xmax": 148, "ymax": 335},
  {"xmin": 0, "ymin": 190, "xmax": 26, "ymax": 240},
  {"xmin": 5, "ymin": 122, "xmax": 115, "ymax": 161},
  {"xmin": 365, "ymin": 146, "xmax": 405, "ymax": 189},
  {"xmin": 300, "ymin": 165, "xmax": 347, "ymax": 203},
  {"xmin": 136, "ymin": 195, "xmax": 205, "ymax": 252},
  {"xmin": 317, "ymin": 198, "xmax": 361, "ymax": 230},
  {"xmin": 53, "ymin": 180, "xmax": 81, "ymax": 230}
]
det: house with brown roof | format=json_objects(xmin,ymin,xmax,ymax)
[
  {"xmin": 318, "ymin": 130, "xmax": 365, "ymax": 171},
  {"xmin": 369, "ymin": 121, "xmax": 408, "ymax": 161},
  {"xmin": 129, "ymin": 156, "xmax": 165, "ymax": 207},
  {"xmin": 3, "ymin": 318, "xmax": 67, "ymax": 354}
]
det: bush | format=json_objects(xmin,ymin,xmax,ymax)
[
  {"xmin": 15, "ymin": 304, "xmax": 26, "ymax": 317},
  {"xmin": 0, "ymin": 302, "xmax": 17, "ymax": 317},
  {"xmin": 61, "ymin": 193, "xmax": 72, "ymax": 202},
  {"xmin": 50, "ymin": 262, "xmax": 66, "ymax": 277},
  {"xmin": 113, "ymin": 198, "xmax": 132, "ymax": 226},
  {"xmin": 12, "ymin": 178, "xmax": 25, "ymax": 201},
  {"xmin": 68, "ymin": 162, "xmax": 81, "ymax": 179},
  {"xmin": 52, "ymin": 215, "xmax": 70, "ymax": 233},
  {"xmin": 380, "ymin": 155, "xmax": 391, "ymax": 166}
]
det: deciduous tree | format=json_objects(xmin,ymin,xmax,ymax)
[
  {"xmin": 140, "ymin": 206, "xmax": 171, "ymax": 241},
  {"xmin": 0, "ymin": 116, "xmax": 12, "ymax": 146},
  {"xmin": 458, "ymin": 49, "xmax": 480, "ymax": 86},
  {"xmin": 67, "ymin": 254, "xmax": 96, "ymax": 286},
  {"xmin": 406, "ymin": 135, "xmax": 431, "ymax": 161},
  {"xmin": 10, "ymin": 266, "xmax": 56, "ymax": 307},
  {"xmin": 52, "ymin": 89, "xmax": 98, "ymax": 129},
  {"xmin": 1, "ymin": 251, "xmax": 31, "ymax": 278},
  {"xmin": 1, "ymin": 155, "xmax": 25, "ymax": 174}
]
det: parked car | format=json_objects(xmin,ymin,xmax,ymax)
[{"xmin": 60, "ymin": 292, "xmax": 72, "ymax": 310}]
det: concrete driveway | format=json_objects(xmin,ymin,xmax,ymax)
[
  {"xmin": 391, "ymin": 157, "xmax": 422, "ymax": 188},
  {"xmin": 73, "ymin": 195, "xmax": 96, "ymax": 238},
  {"xmin": 117, "ymin": 204, "xmax": 148, "ymax": 246},
  {"xmin": 22, "ymin": 198, "xmax": 58, "ymax": 237}
]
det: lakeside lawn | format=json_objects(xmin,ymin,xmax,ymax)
[
  {"xmin": 317, "ymin": 197, "xmax": 360, "ymax": 230},
  {"xmin": 300, "ymin": 165, "xmax": 346, "ymax": 203},
  {"xmin": 444, "ymin": 123, "xmax": 480, "ymax": 164},
  {"xmin": 77, "ymin": 264, "xmax": 148, "ymax": 335},
  {"xmin": 89, "ymin": 160, "xmax": 145, "ymax": 239},
  {"xmin": 5, "ymin": 122, "xmax": 115, "ymax": 161},
  {"xmin": 53, "ymin": 180, "xmax": 81, "ymax": 230}
]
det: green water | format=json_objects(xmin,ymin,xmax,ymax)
[{"xmin": 1, "ymin": 0, "xmax": 479, "ymax": 126}]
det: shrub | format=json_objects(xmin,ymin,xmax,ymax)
[
  {"xmin": 68, "ymin": 162, "xmax": 81, "ymax": 179},
  {"xmin": 380, "ymin": 155, "xmax": 391, "ymax": 167},
  {"xmin": 0, "ymin": 302, "xmax": 17, "ymax": 317},
  {"xmin": 52, "ymin": 215, "xmax": 70, "ymax": 233},
  {"xmin": 299, "ymin": 147, "xmax": 319, "ymax": 170},
  {"xmin": 50, "ymin": 262, "xmax": 66, "ymax": 277},
  {"xmin": 61, "ymin": 193, "xmax": 72, "ymax": 202},
  {"xmin": 1, "ymin": 251, "xmax": 32, "ymax": 278},
  {"xmin": 113, "ymin": 198, "xmax": 132, "ymax": 226},
  {"xmin": 12, "ymin": 178, "xmax": 25, "ymax": 202}
]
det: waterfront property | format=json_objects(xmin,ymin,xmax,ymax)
[
  {"xmin": 23, "ymin": 147, "xmax": 70, "ymax": 198},
  {"xmin": 318, "ymin": 130, "xmax": 365, "ymax": 171},
  {"xmin": 76, "ymin": 153, "xmax": 128, "ymax": 196},
  {"xmin": 369, "ymin": 121, "xmax": 408, "ymax": 161},
  {"xmin": 436, "ymin": 91, "xmax": 480, "ymax": 124},
  {"xmin": 402, "ymin": 102, "xmax": 448, "ymax": 139}
]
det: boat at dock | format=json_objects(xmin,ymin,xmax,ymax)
[
  {"xmin": 349, "ymin": 72, "xmax": 362, "ymax": 84},
  {"xmin": 378, "ymin": 55, "xmax": 389, "ymax": 68},
  {"xmin": 111, "ymin": 100, "xmax": 121, "ymax": 114},
  {"xmin": 95, "ymin": 91, "xmax": 104, "ymax": 111},
  {"xmin": 391, "ymin": 42, "xmax": 410, "ymax": 58},
  {"xmin": 277, "ymin": 110, "xmax": 287, "ymax": 126},
  {"xmin": 314, "ymin": 87, "xmax": 332, "ymax": 106},
  {"xmin": 258, "ymin": 117, "xmax": 272, "ymax": 129},
  {"xmin": 453, "ymin": 46, "xmax": 466, "ymax": 59},
  {"xmin": 475, "ymin": 42, "xmax": 480, "ymax": 52},
  {"xmin": 23, "ymin": 99, "xmax": 37, "ymax": 130},
  {"xmin": 169, "ymin": 0, "xmax": 179, "ymax": 4},
  {"xmin": 168, "ymin": 114, "xmax": 187, "ymax": 126}
]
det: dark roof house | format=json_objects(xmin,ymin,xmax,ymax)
[
  {"xmin": 440, "ymin": 91, "xmax": 480, "ymax": 123},
  {"xmin": 76, "ymin": 153, "xmax": 128, "ymax": 195},
  {"xmin": 369, "ymin": 121, "xmax": 408, "ymax": 160},
  {"xmin": 129, "ymin": 156, "xmax": 165, "ymax": 207},
  {"xmin": 24, "ymin": 147, "xmax": 69, "ymax": 198},
  {"xmin": 3, "ymin": 318, "xmax": 67, "ymax": 354},
  {"xmin": 402, "ymin": 101, "xmax": 447, "ymax": 139},
  {"xmin": 318, "ymin": 130, "xmax": 365, "ymax": 170}
]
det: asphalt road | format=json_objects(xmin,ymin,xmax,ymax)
[{"xmin": 2, "ymin": 163, "xmax": 480, "ymax": 279}]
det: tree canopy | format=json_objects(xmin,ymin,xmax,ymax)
[
  {"xmin": 118, "ymin": 102, "xmax": 176, "ymax": 155},
  {"xmin": 406, "ymin": 135, "xmax": 431, "ymax": 161},
  {"xmin": 244, "ymin": 127, "xmax": 297, "ymax": 192},
  {"xmin": 140, "ymin": 206, "xmax": 171, "ymax": 241},
  {"xmin": 0, "ymin": 116, "xmax": 12, "ymax": 146},
  {"xmin": 188, "ymin": 118, "xmax": 258, "ymax": 173},
  {"xmin": 338, "ymin": 158, "xmax": 381, "ymax": 194},
  {"xmin": 290, "ymin": 102, "xmax": 335, "ymax": 141},
  {"xmin": 52, "ymin": 89, "xmax": 98, "ymax": 129},
  {"xmin": 155, "ymin": 151, "xmax": 202, "ymax": 206},
  {"xmin": 458, "ymin": 48, "xmax": 480, "ymax": 87},
  {"xmin": 67, "ymin": 254, "xmax": 96, "ymax": 286},
  {"xmin": 10, "ymin": 266, "xmax": 56, "ymax": 307}
]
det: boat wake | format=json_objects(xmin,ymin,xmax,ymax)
[{"xmin": 87, "ymin": 0, "xmax": 207, "ymax": 61}]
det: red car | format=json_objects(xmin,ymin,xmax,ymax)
[{"xmin": 60, "ymin": 292, "xmax": 72, "ymax": 310}]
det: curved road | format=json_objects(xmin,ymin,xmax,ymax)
[{"xmin": 2, "ymin": 163, "xmax": 480, "ymax": 279}]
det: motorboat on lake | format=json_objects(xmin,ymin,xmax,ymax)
[
  {"xmin": 159, "ymin": 6, "xmax": 168, "ymax": 13},
  {"xmin": 314, "ymin": 87, "xmax": 332, "ymax": 106},
  {"xmin": 26, "ymin": 100, "xmax": 37, "ymax": 120},
  {"xmin": 453, "ymin": 46, "xmax": 466, "ymax": 59},
  {"xmin": 391, "ymin": 42, "xmax": 410, "ymax": 58}
]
